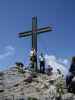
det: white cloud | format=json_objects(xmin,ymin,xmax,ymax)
[
  {"xmin": 45, "ymin": 54, "xmax": 69, "ymax": 76},
  {"xmin": 58, "ymin": 58, "xmax": 69, "ymax": 66},
  {"xmin": 0, "ymin": 45, "xmax": 15, "ymax": 59},
  {"xmin": 63, "ymin": 59, "xmax": 69, "ymax": 65},
  {"xmin": 45, "ymin": 55, "xmax": 56, "ymax": 61},
  {"xmin": 5, "ymin": 45, "xmax": 15, "ymax": 52}
]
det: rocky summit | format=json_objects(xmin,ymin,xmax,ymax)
[{"xmin": 0, "ymin": 65, "xmax": 75, "ymax": 100}]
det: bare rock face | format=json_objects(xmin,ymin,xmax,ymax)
[{"xmin": 0, "ymin": 66, "xmax": 75, "ymax": 100}]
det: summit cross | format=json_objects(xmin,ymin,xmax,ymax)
[{"xmin": 18, "ymin": 16, "xmax": 52, "ymax": 71}]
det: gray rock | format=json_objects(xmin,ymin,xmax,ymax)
[
  {"xmin": 61, "ymin": 93, "xmax": 74, "ymax": 100},
  {"xmin": 0, "ymin": 66, "xmax": 75, "ymax": 100}
]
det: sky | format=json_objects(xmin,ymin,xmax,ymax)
[{"xmin": 0, "ymin": 0, "xmax": 75, "ymax": 70}]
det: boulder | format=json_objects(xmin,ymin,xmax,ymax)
[{"xmin": 61, "ymin": 93, "xmax": 74, "ymax": 100}]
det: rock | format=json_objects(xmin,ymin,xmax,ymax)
[
  {"xmin": 73, "ymin": 95, "xmax": 75, "ymax": 100},
  {"xmin": 44, "ymin": 84, "xmax": 57, "ymax": 100},
  {"xmin": 61, "ymin": 93, "xmax": 74, "ymax": 100},
  {"xmin": 0, "ymin": 66, "xmax": 75, "ymax": 100},
  {"xmin": 25, "ymin": 75, "xmax": 33, "ymax": 83}
]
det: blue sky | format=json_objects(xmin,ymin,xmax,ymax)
[{"xmin": 0, "ymin": 0, "xmax": 75, "ymax": 70}]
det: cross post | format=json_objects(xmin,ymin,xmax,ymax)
[
  {"xmin": 18, "ymin": 16, "xmax": 52, "ymax": 72},
  {"xmin": 32, "ymin": 17, "xmax": 37, "ymax": 71}
]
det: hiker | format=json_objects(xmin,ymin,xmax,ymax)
[
  {"xmin": 69, "ymin": 56, "xmax": 75, "ymax": 75},
  {"xmin": 16, "ymin": 62, "xmax": 24, "ymax": 68},
  {"xmin": 39, "ymin": 53, "xmax": 45, "ymax": 73},
  {"xmin": 30, "ymin": 48, "xmax": 37, "ymax": 70},
  {"xmin": 47, "ymin": 65, "xmax": 53, "ymax": 75},
  {"xmin": 66, "ymin": 56, "xmax": 75, "ymax": 92},
  {"xmin": 15, "ymin": 62, "xmax": 25, "ymax": 73}
]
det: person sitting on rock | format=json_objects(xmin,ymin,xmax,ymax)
[
  {"xmin": 15, "ymin": 62, "xmax": 25, "ymax": 73},
  {"xmin": 47, "ymin": 65, "xmax": 53, "ymax": 75},
  {"xmin": 39, "ymin": 53, "xmax": 45, "ymax": 73},
  {"xmin": 16, "ymin": 62, "xmax": 24, "ymax": 68}
]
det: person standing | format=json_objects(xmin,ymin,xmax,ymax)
[
  {"xmin": 30, "ymin": 48, "xmax": 37, "ymax": 71},
  {"xmin": 39, "ymin": 53, "xmax": 45, "ymax": 73},
  {"xmin": 69, "ymin": 56, "xmax": 75, "ymax": 75},
  {"xmin": 66, "ymin": 56, "xmax": 75, "ymax": 92}
]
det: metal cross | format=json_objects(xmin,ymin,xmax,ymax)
[{"xmin": 18, "ymin": 16, "xmax": 52, "ymax": 71}]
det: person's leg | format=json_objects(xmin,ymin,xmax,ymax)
[
  {"xmin": 66, "ymin": 75, "xmax": 69, "ymax": 88},
  {"xmin": 42, "ymin": 62, "xmax": 45, "ymax": 73},
  {"xmin": 66, "ymin": 74, "xmax": 73, "ymax": 92},
  {"xmin": 40, "ymin": 62, "xmax": 42, "ymax": 73},
  {"xmin": 40, "ymin": 62, "xmax": 44, "ymax": 73},
  {"xmin": 70, "ymin": 77, "xmax": 75, "ymax": 93}
]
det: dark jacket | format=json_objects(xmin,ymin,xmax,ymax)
[{"xmin": 69, "ymin": 63, "xmax": 75, "ymax": 75}]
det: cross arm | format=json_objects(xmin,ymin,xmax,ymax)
[{"xmin": 19, "ymin": 26, "xmax": 52, "ymax": 37}]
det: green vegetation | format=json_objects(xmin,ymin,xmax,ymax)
[
  {"xmin": 28, "ymin": 97, "xmax": 38, "ymax": 100},
  {"xmin": 55, "ymin": 76, "xmax": 65, "ymax": 97}
]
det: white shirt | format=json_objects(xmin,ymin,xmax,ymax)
[
  {"xmin": 30, "ymin": 50, "xmax": 34, "ymax": 56},
  {"xmin": 39, "ymin": 56, "xmax": 44, "ymax": 62}
]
